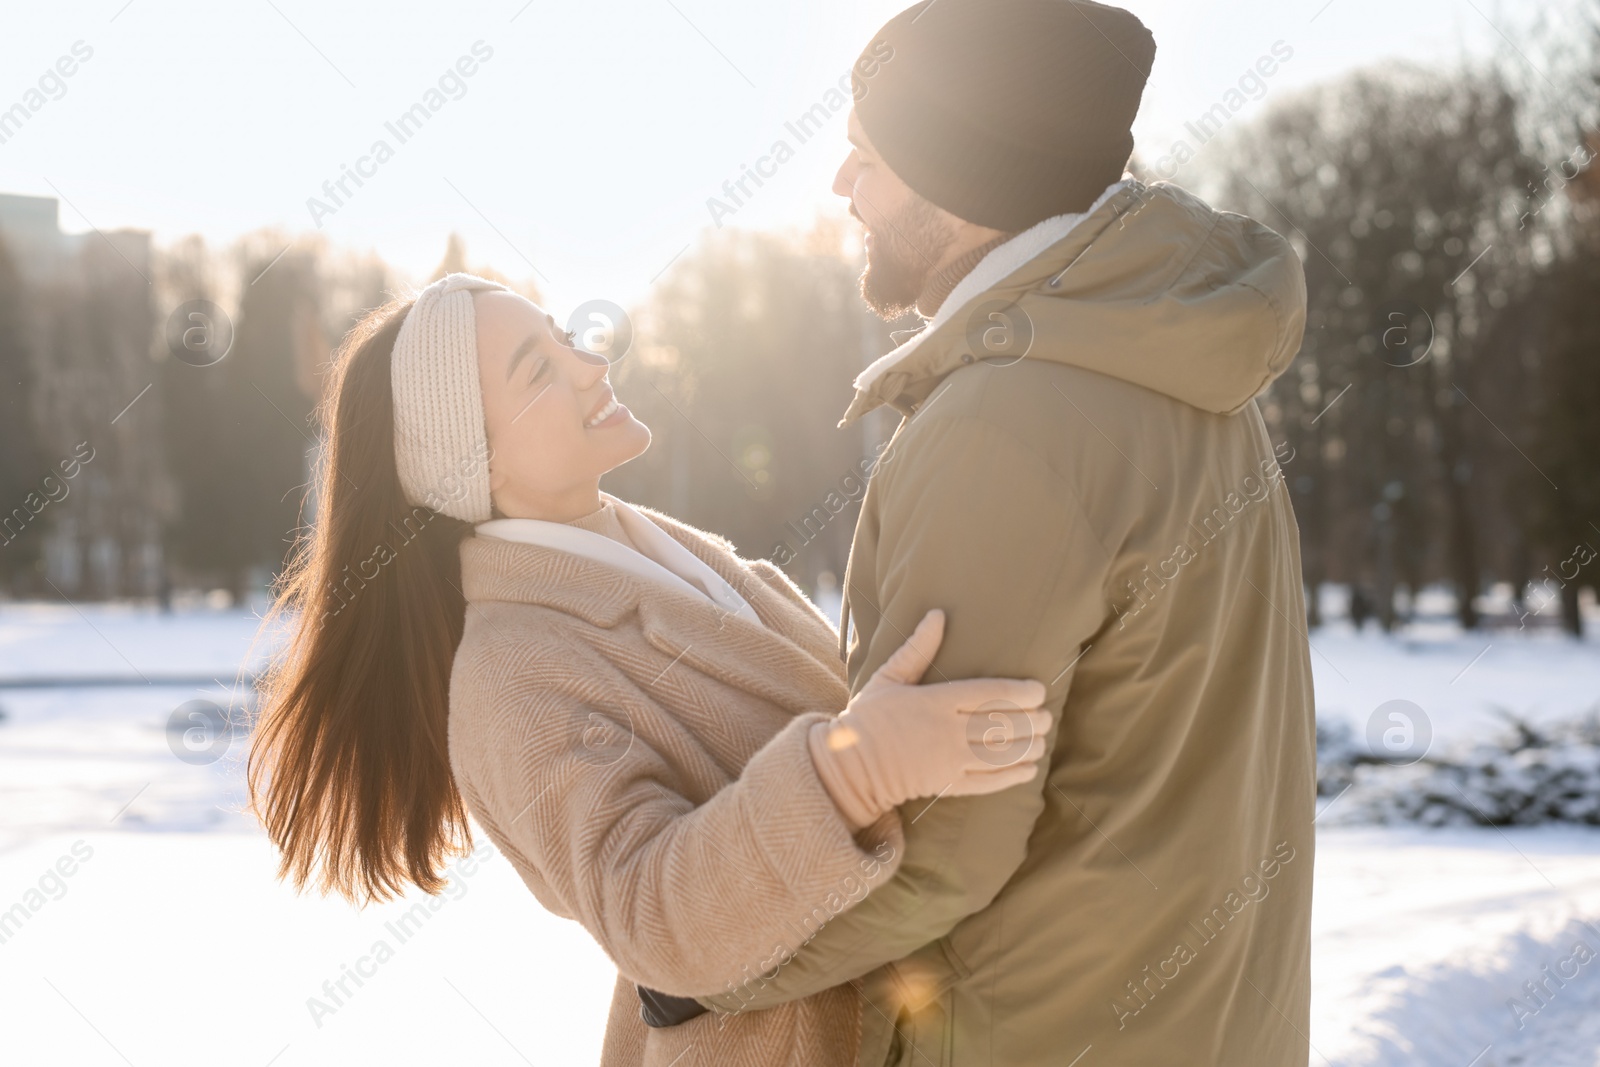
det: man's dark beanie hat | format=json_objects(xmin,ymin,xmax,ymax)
[{"xmin": 851, "ymin": 0, "xmax": 1156, "ymax": 232}]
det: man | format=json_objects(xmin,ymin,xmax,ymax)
[{"xmin": 700, "ymin": 1, "xmax": 1317, "ymax": 1063}]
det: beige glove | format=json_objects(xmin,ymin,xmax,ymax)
[{"xmin": 809, "ymin": 610, "xmax": 1052, "ymax": 830}]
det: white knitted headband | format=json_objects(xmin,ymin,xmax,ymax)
[{"xmin": 390, "ymin": 272, "xmax": 510, "ymax": 522}]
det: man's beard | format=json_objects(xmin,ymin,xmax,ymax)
[{"xmin": 857, "ymin": 195, "xmax": 954, "ymax": 320}]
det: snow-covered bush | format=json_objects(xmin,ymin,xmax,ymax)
[
  {"xmin": 1315, "ymin": 718, "xmax": 1364, "ymax": 795},
  {"xmin": 1318, "ymin": 713, "xmax": 1600, "ymax": 827}
]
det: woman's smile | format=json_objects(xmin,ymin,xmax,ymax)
[{"xmin": 583, "ymin": 392, "xmax": 624, "ymax": 428}]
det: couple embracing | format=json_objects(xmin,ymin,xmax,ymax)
[{"xmin": 250, "ymin": 1, "xmax": 1317, "ymax": 1063}]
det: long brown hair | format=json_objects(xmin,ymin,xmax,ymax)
[{"xmin": 248, "ymin": 296, "xmax": 475, "ymax": 904}]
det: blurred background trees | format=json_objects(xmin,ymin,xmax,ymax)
[
  {"xmin": 1192, "ymin": 5, "xmax": 1600, "ymax": 636},
  {"xmin": 1207, "ymin": 65, "xmax": 1543, "ymax": 631},
  {"xmin": 0, "ymin": 14, "xmax": 1594, "ymax": 635},
  {"xmin": 0, "ymin": 232, "xmax": 40, "ymax": 587}
]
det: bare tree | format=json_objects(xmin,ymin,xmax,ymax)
[{"xmin": 1210, "ymin": 63, "xmax": 1539, "ymax": 630}]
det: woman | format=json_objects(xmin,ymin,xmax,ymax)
[{"xmin": 248, "ymin": 273, "xmax": 1049, "ymax": 1065}]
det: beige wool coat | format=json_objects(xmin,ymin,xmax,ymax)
[{"xmin": 446, "ymin": 509, "xmax": 905, "ymax": 1067}]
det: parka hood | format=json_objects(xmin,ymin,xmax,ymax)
[{"xmin": 841, "ymin": 180, "xmax": 1308, "ymax": 424}]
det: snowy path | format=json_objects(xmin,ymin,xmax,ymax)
[{"xmin": 0, "ymin": 601, "xmax": 273, "ymax": 681}]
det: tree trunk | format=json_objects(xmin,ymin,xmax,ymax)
[
  {"xmin": 1434, "ymin": 362, "xmax": 1481, "ymax": 631},
  {"xmin": 1561, "ymin": 581, "xmax": 1584, "ymax": 638},
  {"xmin": 1376, "ymin": 517, "xmax": 1398, "ymax": 632}
]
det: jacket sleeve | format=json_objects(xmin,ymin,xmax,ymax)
[
  {"xmin": 701, "ymin": 410, "xmax": 1112, "ymax": 1012},
  {"xmin": 450, "ymin": 630, "xmax": 905, "ymax": 997}
]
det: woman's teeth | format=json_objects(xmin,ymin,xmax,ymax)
[{"xmin": 585, "ymin": 397, "xmax": 619, "ymax": 428}]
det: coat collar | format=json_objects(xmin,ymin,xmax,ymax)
[
  {"xmin": 475, "ymin": 495, "xmax": 760, "ymax": 626},
  {"xmin": 839, "ymin": 179, "xmax": 1148, "ymax": 426},
  {"xmin": 459, "ymin": 506, "xmax": 847, "ymax": 707}
]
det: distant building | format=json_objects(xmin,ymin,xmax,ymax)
[{"xmin": 0, "ymin": 192, "xmax": 169, "ymax": 599}]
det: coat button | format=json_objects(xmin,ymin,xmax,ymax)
[{"xmin": 960, "ymin": 353, "xmax": 974, "ymax": 364}]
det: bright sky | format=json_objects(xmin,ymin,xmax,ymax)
[{"xmin": 0, "ymin": 0, "xmax": 1571, "ymax": 314}]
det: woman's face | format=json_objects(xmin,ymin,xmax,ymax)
[{"xmin": 473, "ymin": 290, "xmax": 650, "ymax": 520}]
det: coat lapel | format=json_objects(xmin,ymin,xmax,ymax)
[
  {"xmin": 634, "ymin": 596, "xmax": 847, "ymax": 717},
  {"xmin": 460, "ymin": 519, "xmax": 849, "ymax": 718},
  {"xmin": 635, "ymin": 509, "xmax": 846, "ymax": 674},
  {"xmin": 630, "ymin": 515, "xmax": 849, "ymax": 714}
]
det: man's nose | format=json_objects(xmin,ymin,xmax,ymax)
[{"xmin": 832, "ymin": 156, "xmax": 855, "ymax": 199}]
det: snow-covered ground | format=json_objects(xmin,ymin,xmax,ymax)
[
  {"xmin": 0, "ymin": 597, "xmax": 274, "ymax": 681},
  {"xmin": 1313, "ymin": 826, "xmax": 1600, "ymax": 1066},
  {"xmin": 0, "ymin": 600, "xmax": 1597, "ymax": 1065},
  {"xmin": 1309, "ymin": 620, "xmax": 1600, "ymax": 760}
]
